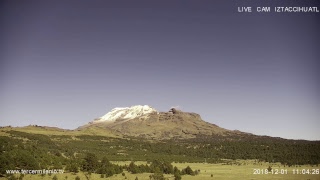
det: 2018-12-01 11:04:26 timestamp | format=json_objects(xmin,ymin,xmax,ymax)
[{"xmin": 253, "ymin": 168, "xmax": 319, "ymax": 175}]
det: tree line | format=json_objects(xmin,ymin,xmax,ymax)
[{"xmin": 0, "ymin": 130, "xmax": 319, "ymax": 178}]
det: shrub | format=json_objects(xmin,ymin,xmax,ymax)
[
  {"xmin": 267, "ymin": 166, "xmax": 272, "ymax": 172},
  {"xmin": 174, "ymin": 172, "xmax": 181, "ymax": 180}
]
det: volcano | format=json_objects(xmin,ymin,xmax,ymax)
[{"xmin": 77, "ymin": 105, "xmax": 247, "ymax": 139}]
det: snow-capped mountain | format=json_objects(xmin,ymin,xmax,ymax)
[
  {"xmin": 95, "ymin": 105, "xmax": 158, "ymax": 122},
  {"xmin": 78, "ymin": 105, "xmax": 242, "ymax": 139}
]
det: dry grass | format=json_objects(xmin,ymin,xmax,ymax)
[
  {"xmin": 0, "ymin": 125, "xmax": 121, "ymax": 138},
  {"xmin": 3, "ymin": 161, "xmax": 319, "ymax": 180},
  {"xmin": 171, "ymin": 161, "xmax": 320, "ymax": 180}
]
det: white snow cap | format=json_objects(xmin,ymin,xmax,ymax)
[{"xmin": 98, "ymin": 105, "xmax": 158, "ymax": 122}]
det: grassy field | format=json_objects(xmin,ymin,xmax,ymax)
[
  {"xmin": 171, "ymin": 162, "xmax": 320, "ymax": 180},
  {"xmin": 3, "ymin": 161, "xmax": 319, "ymax": 180},
  {"xmin": 1, "ymin": 127, "xmax": 319, "ymax": 180},
  {"xmin": 0, "ymin": 125, "xmax": 122, "ymax": 138}
]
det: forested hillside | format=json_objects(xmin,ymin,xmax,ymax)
[{"xmin": 1, "ymin": 130, "xmax": 319, "ymax": 178}]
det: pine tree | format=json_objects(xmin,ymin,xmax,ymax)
[
  {"xmin": 82, "ymin": 153, "xmax": 98, "ymax": 172},
  {"xmin": 174, "ymin": 171, "xmax": 181, "ymax": 180}
]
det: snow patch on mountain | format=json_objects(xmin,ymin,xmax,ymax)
[{"xmin": 96, "ymin": 105, "xmax": 158, "ymax": 122}]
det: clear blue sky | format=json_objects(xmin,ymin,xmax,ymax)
[{"xmin": 1, "ymin": 0, "xmax": 319, "ymax": 140}]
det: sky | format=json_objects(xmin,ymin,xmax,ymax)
[{"xmin": 1, "ymin": 0, "xmax": 319, "ymax": 140}]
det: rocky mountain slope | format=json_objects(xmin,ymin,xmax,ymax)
[{"xmin": 78, "ymin": 105, "xmax": 246, "ymax": 139}]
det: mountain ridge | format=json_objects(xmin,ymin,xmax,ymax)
[
  {"xmin": 2, "ymin": 105, "xmax": 316, "ymax": 141},
  {"xmin": 77, "ymin": 105, "xmax": 249, "ymax": 139},
  {"xmin": 96, "ymin": 105, "xmax": 158, "ymax": 122}
]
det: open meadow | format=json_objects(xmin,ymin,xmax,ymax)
[
  {"xmin": 3, "ymin": 161, "xmax": 319, "ymax": 180},
  {"xmin": 1, "ymin": 129, "xmax": 319, "ymax": 180},
  {"xmin": 171, "ymin": 162, "xmax": 320, "ymax": 180}
]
